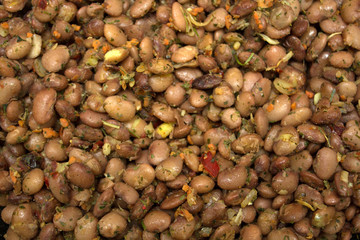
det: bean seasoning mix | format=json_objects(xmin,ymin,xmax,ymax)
[{"xmin": 0, "ymin": 0, "xmax": 359, "ymax": 239}]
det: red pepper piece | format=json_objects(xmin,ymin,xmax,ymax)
[{"xmin": 200, "ymin": 151, "xmax": 219, "ymax": 178}]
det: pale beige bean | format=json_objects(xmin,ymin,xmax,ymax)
[
  {"xmin": 172, "ymin": 2, "xmax": 186, "ymax": 32},
  {"xmin": 41, "ymin": 45, "xmax": 70, "ymax": 73},
  {"xmin": 53, "ymin": 206, "xmax": 82, "ymax": 231},
  {"xmin": 190, "ymin": 175, "xmax": 215, "ymax": 194},
  {"xmin": 123, "ymin": 163, "xmax": 155, "ymax": 189},
  {"xmin": 0, "ymin": 77, "xmax": 21, "ymax": 105},
  {"xmin": 104, "ymin": 24, "xmax": 127, "ymax": 47},
  {"xmin": 129, "ymin": 0, "xmax": 154, "ymax": 18},
  {"xmin": 11, "ymin": 204, "xmax": 38, "ymax": 239},
  {"xmin": 104, "ymin": 95, "xmax": 136, "ymax": 122},
  {"xmin": 143, "ymin": 210, "xmax": 171, "ymax": 233},
  {"xmin": 204, "ymin": 8, "xmax": 228, "ymax": 31},
  {"xmin": 22, "ymin": 168, "xmax": 44, "ymax": 195},
  {"xmin": 171, "ymin": 46, "xmax": 198, "ymax": 63},
  {"xmin": 155, "ymin": 156, "xmax": 183, "ymax": 181},
  {"xmin": 74, "ymin": 213, "xmax": 98, "ymax": 240},
  {"xmin": 263, "ymin": 95, "xmax": 291, "ymax": 123},
  {"xmin": 98, "ymin": 211, "xmax": 127, "ymax": 238}
]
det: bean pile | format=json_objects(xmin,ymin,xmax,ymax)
[{"xmin": 0, "ymin": 0, "xmax": 360, "ymax": 238}]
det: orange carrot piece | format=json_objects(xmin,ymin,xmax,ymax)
[
  {"xmin": 92, "ymin": 40, "xmax": 101, "ymax": 50},
  {"xmin": 305, "ymin": 90, "xmax": 314, "ymax": 99},
  {"xmin": 53, "ymin": 31, "xmax": 61, "ymax": 39},
  {"xmin": 163, "ymin": 38, "xmax": 170, "ymax": 46},
  {"xmin": 43, "ymin": 128, "xmax": 58, "ymax": 138},
  {"xmin": 71, "ymin": 24, "xmax": 81, "ymax": 31},
  {"xmin": 189, "ymin": 7, "xmax": 204, "ymax": 16},
  {"xmin": 267, "ymin": 104, "xmax": 274, "ymax": 112},
  {"xmin": 258, "ymin": 0, "xmax": 273, "ymax": 8},
  {"xmin": 1, "ymin": 22, "xmax": 9, "ymax": 29},
  {"xmin": 225, "ymin": 15, "xmax": 232, "ymax": 29},
  {"xmin": 10, "ymin": 169, "xmax": 17, "ymax": 184},
  {"xmin": 253, "ymin": 12, "xmax": 264, "ymax": 30},
  {"xmin": 291, "ymin": 102, "xmax": 297, "ymax": 110},
  {"xmin": 59, "ymin": 118, "xmax": 69, "ymax": 128},
  {"xmin": 102, "ymin": 44, "xmax": 110, "ymax": 53}
]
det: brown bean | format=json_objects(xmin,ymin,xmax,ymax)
[
  {"xmin": 272, "ymin": 169, "xmax": 299, "ymax": 195},
  {"xmin": 98, "ymin": 211, "xmax": 127, "ymax": 238},
  {"xmin": 289, "ymin": 150, "xmax": 313, "ymax": 172},
  {"xmin": 192, "ymin": 74, "xmax": 222, "ymax": 90},
  {"xmin": 160, "ymin": 190, "xmax": 187, "ymax": 210},
  {"xmin": 22, "ymin": 168, "xmax": 44, "ymax": 195},
  {"xmin": 263, "ymin": 95, "xmax": 291, "ymax": 123},
  {"xmin": 123, "ymin": 163, "xmax": 155, "ymax": 189},
  {"xmin": 0, "ymin": 78, "xmax": 21, "ymax": 106},
  {"xmin": 143, "ymin": 210, "xmax": 171, "ymax": 233},
  {"xmin": 257, "ymin": 209, "xmax": 278, "ymax": 235},
  {"xmin": 66, "ymin": 162, "xmax": 95, "ymax": 189},
  {"xmin": 279, "ymin": 203, "xmax": 308, "ymax": 223},
  {"xmin": 217, "ymin": 165, "xmax": 247, "ymax": 190},
  {"xmin": 312, "ymin": 206, "xmax": 336, "ymax": 228},
  {"xmin": 93, "ymin": 188, "xmax": 115, "ymax": 218},
  {"xmin": 48, "ymin": 172, "xmax": 71, "ymax": 204},
  {"xmin": 210, "ymin": 223, "xmax": 236, "ymax": 240},
  {"xmin": 53, "ymin": 206, "xmax": 82, "ymax": 231},
  {"xmin": 267, "ymin": 228, "xmax": 298, "ymax": 240},
  {"xmin": 334, "ymin": 171, "xmax": 353, "ymax": 197},
  {"xmin": 313, "ymin": 147, "xmax": 338, "ymax": 180},
  {"xmin": 11, "ymin": 204, "xmax": 38, "ymax": 239},
  {"xmin": 240, "ymin": 224, "xmax": 262, "ymax": 240},
  {"xmin": 114, "ymin": 182, "xmax": 139, "ymax": 205},
  {"xmin": 155, "ymin": 156, "xmax": 183, "ymax": 181},
  {"xmin": 169, "ymin": 216, "xmax": 196, "ymax": 240},
  {"xmin": 273, "ymin": 126, "xmax": 300, "ymax": 156},
  {"xmin": 74, "ymin": 213, "xmax": 98, "ymax": 240},
  {"xmin": 190, "ymin": 175, "xmax": 215, "ymax": 194},
  {"xmin": 232, "ymin": 134, "xmax": 264, "ymax": 155}
]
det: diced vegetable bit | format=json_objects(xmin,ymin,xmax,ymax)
[
  {"xmin": 155, "ymin": 123, "xmax": 174, "ymax": 138},
  {"xmin": 200, "ymin": 151, "xmax": 219, "ymax": 178},
  {"xmin": 42, "ymin": 128, "xmax": 58, "ymax": 138}
]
